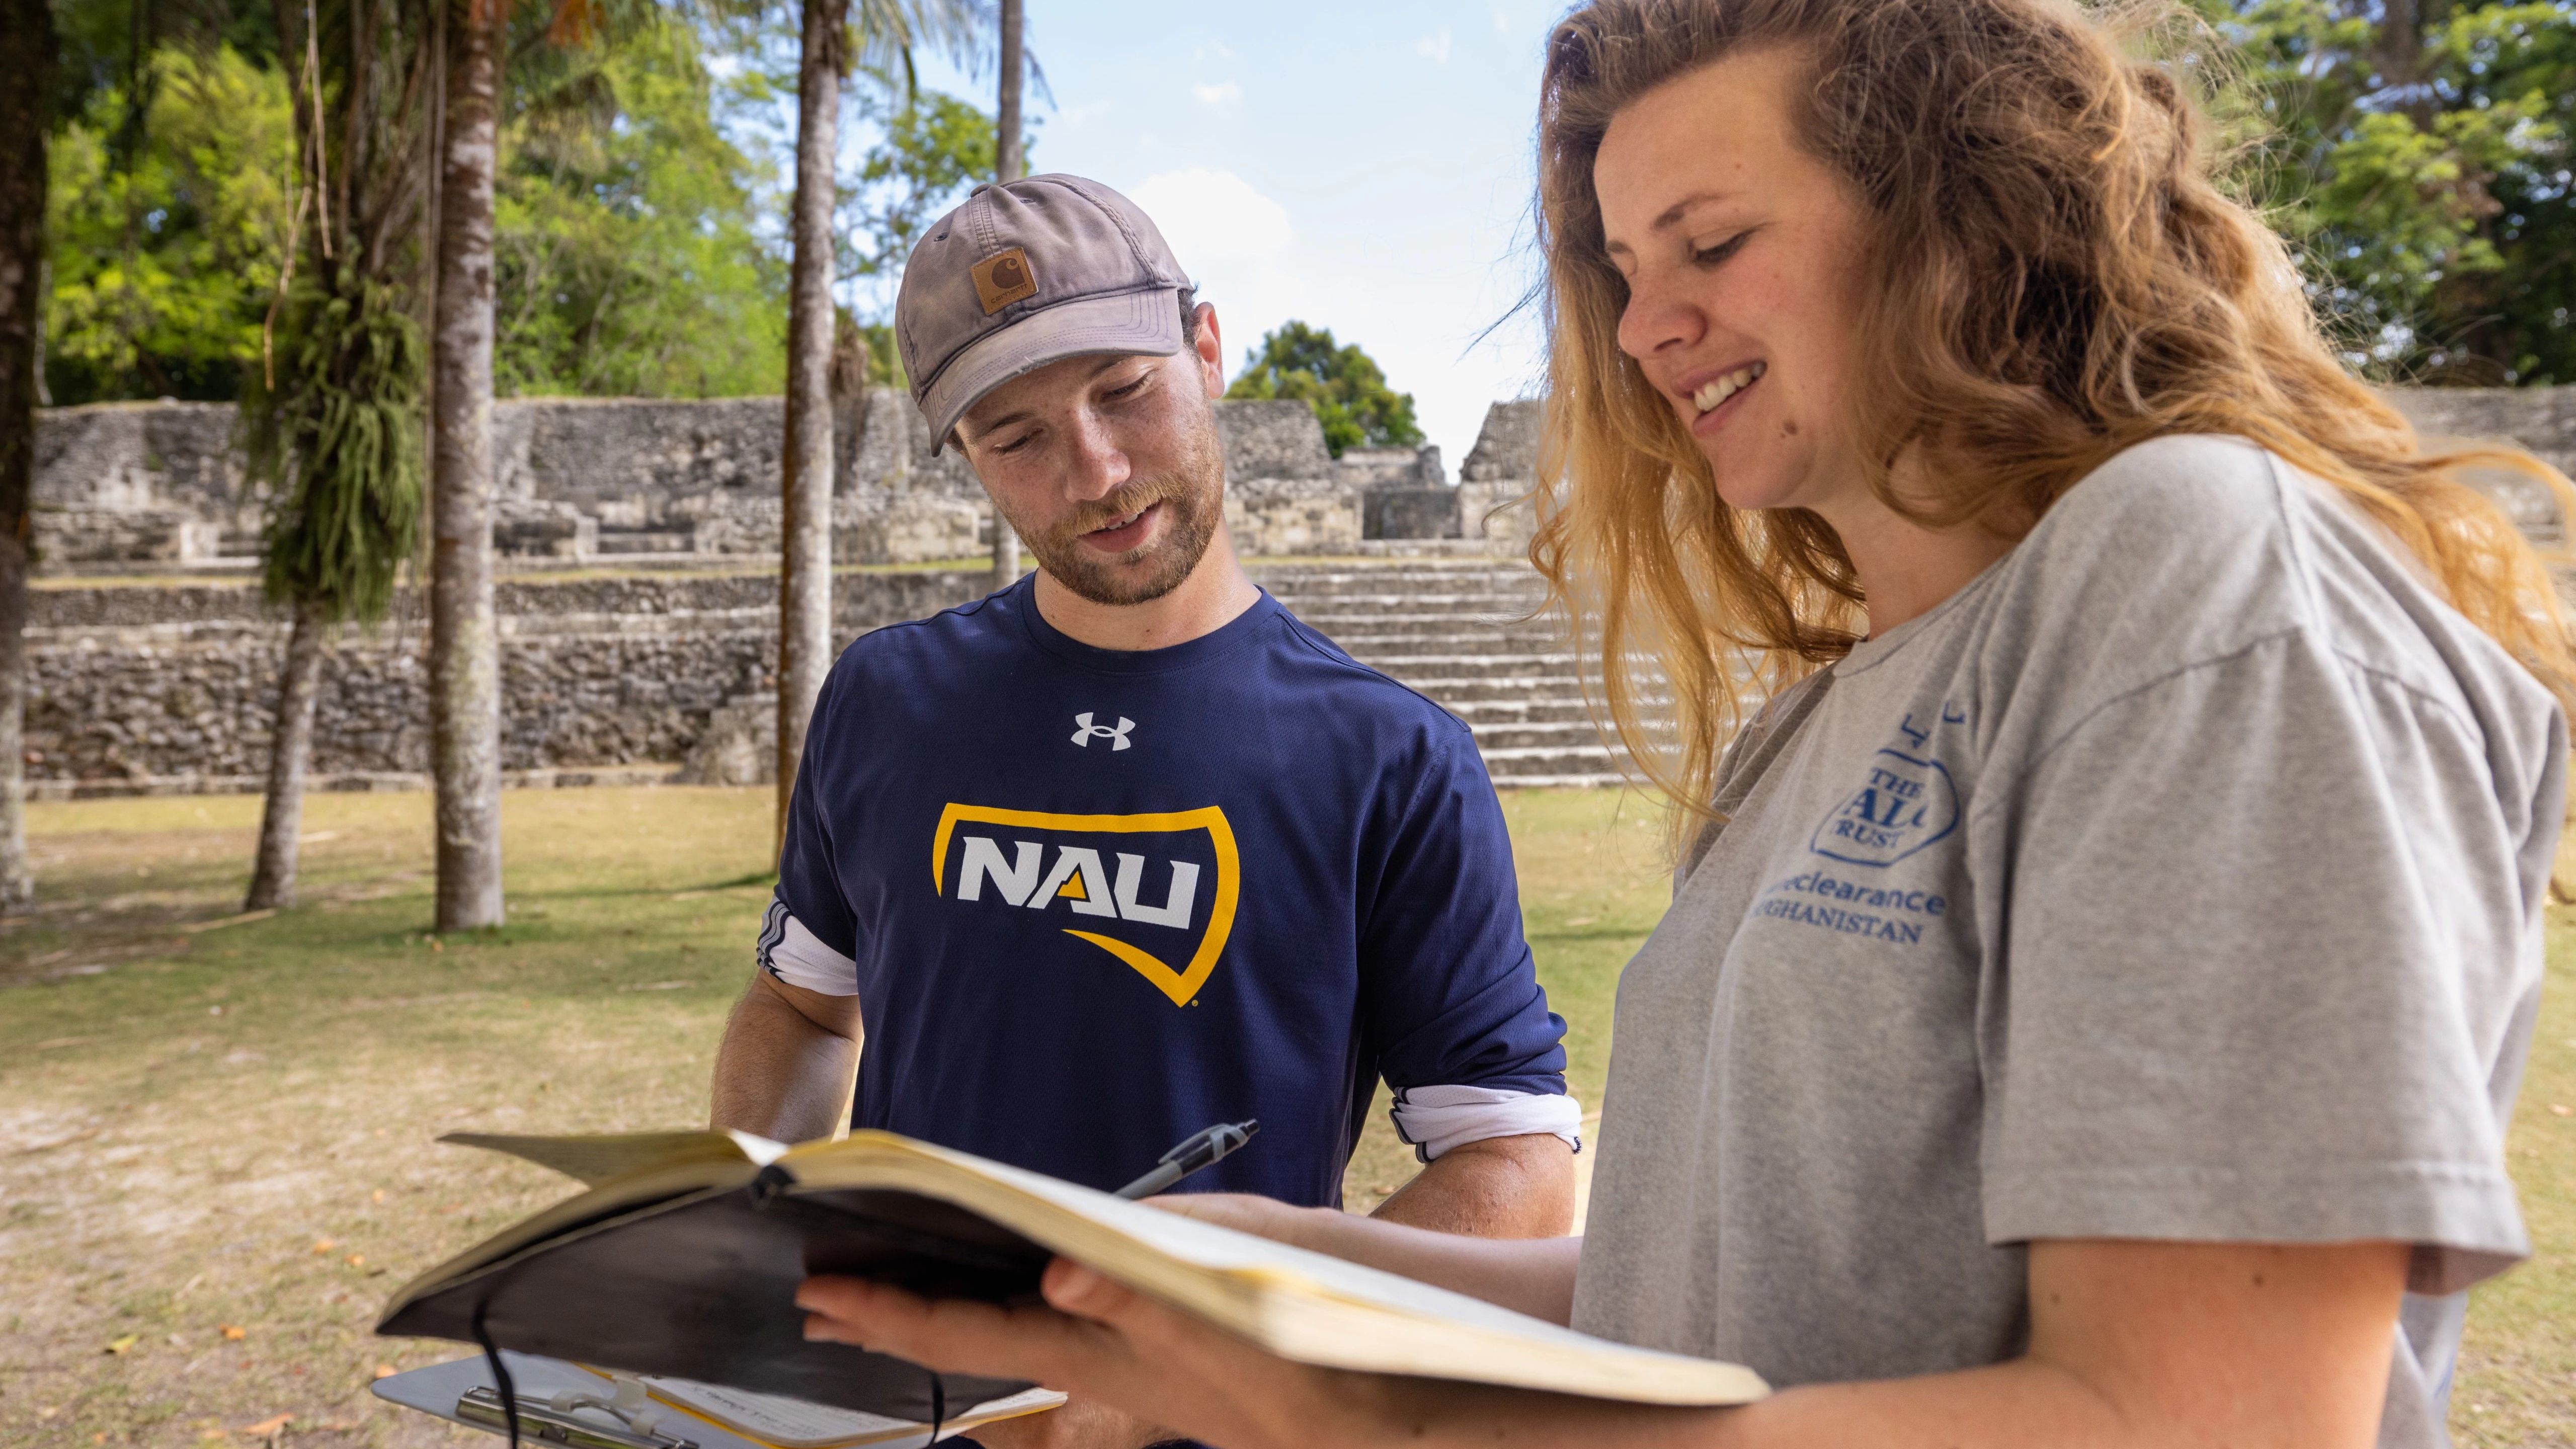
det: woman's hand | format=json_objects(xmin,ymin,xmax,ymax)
[
  {"xmin": 1139, "ymin": 1191, "xmax": 1317, "ymax": 1245},
  {"xmin": 795, "ymin": 1259, "xmax": 1390, "ymax": 1449}
]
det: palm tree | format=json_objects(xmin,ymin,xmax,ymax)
[
  {"xmin": 985, "ymin": 0, "xmax": 1022, "ymax": 592},
  {"xmin": 429, "ymin": 0, "xmax": 510, "ymax": 932},
  {"xmin": 0, "ymin": 0, "xmax": 58, "ymax": 913},
  {"xmin": 244, "ymin": 0, "xmax": 435, "ymax": 911},
  {"xmin": 774, "ymin": 0, "xmax": 984, "ymax": 856}
]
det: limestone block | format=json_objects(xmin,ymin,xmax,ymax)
[
  {"xmin": 844, "ymin": 388, "xmax": 917, "ymax": 494},
  {"xmin": 1456, "ymin": 479, "xmax": 1538, "ymax": 556},
  {"xmin": 2379, "ymin": 384, "xmax": 2576, "ymax": 544},
  {"xmin": 834, "ymin": 493, "xmax": 982, "ymax": 564},
  {"xmin": 508, "ymin": 396, "xmax": 785, "ymax": 503},
  {"xmin": 1227, "ymin": 477, "xmax": 1362, "ymax": 555},
  {"xmin": 38, "ymin": 507, "xmax": 205, "ymax": 565},
  {"xmin": 669, "ymin": 490, "xmax": 783, "ymax": 554},
  {"xmin": 1460, "ymin": 399, "xmax": 1544, "ymax": 482},
  {"xmin": 677, "ymin": 694, "xmax": 777, "ymax": 786},
  {"xmin": 1334, "ymin": 445, "xmax": 1446, "ymax": 491},
  {"xmin": 495, "ymin": 500, "xmax": 597, "ymax": 558},
  {"xmin": 1216, "ymin": 400, "xmax": 1335, "ymax": 482},
  {"xmin": 1363, "ymin": 487, "xmax": 1462, "ymax": 540},
  {"xmin": 33, "ymin": 401, "xmax": 259, "ymax": 572}
]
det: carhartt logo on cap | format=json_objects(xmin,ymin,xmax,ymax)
[{"xmin": 972, "ymin": 248, "xmax": 1039, "ymax": 314}]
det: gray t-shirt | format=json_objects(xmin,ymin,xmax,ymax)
[{"xmin": 1570, "ymin": 435, "xmax": 2564, "ymax": 1446}]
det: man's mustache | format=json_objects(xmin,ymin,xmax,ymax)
[{"xmin": 1064, "ymin": 482, "xmax": 1182, "ymax": 537}]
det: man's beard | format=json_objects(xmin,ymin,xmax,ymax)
[{"xmin": 1000, "ymin": 417, "xmax": 1226, "ymax": 608}]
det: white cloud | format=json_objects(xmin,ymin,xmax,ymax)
[
  {"xmin": 1128, "ymin": 168, "xmax": 1293, "ymax": 267},
  {"xmin": 1190, "ymin": 79, "xmax": 1243, "ymax": 106},
  {"xmin": 1415, "ymin": 28, "xmax": 1454, "ymax": 66},
  {"xmin": 1191, "ymin": 40, "xmax": 1235, "ymax": 63}
]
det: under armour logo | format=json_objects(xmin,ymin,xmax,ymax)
[{"xmin": 1070, "ymin": 712, "xmax": 1135, "ymax": 751}]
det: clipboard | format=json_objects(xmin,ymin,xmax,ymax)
[{"xmin": 371, "ymin": 1351, "xmax": 1062, "ymax": 1449}]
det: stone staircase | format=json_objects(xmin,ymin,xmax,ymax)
[{"xmin": 1256, "ymin": 560, "xmax": 1631, "ymax": 788}]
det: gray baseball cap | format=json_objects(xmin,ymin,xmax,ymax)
[{"xmin": 896, "ymin": 174, "xmax": 1194, "ymax": 454}]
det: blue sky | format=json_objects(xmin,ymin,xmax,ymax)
[{"xmin": 870, "ymin": 2, "xmax": 1572, "ymax": 469}]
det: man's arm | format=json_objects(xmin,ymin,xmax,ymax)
[
  {"xmin": 709, "ymin": 967, "xmax": 863, "ymax": 1143},
  {"xmin": 1370, "ymin": 1132, "xmax": 1575, "ymax": 1237}
]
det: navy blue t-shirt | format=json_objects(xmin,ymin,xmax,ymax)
[{"xmin": 763, "ymin": 577, "xmax": 1568, "ymax": 1208}]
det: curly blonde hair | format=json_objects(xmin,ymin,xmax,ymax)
[{"xmin": 1528, "ymin": 0, "xmax": 2574, "ymax": 838}]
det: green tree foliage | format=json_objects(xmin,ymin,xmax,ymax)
[
  {"xmin": 838, "ymin": 86, "xmax": 1008, "ymax": 286},
  {"xmin": 1224, "ymin": 321, "xmax": 1424, "ymax": 457},
  {"xmin": 2212, "ymin": 0, "xmax": 2576, "ymax": 382},
  {"xmin": 42, "ymin": 43, "xmax": 293, "ymax": 402},
  {"xmin": 49, "ymin": 0, "xmax": 282, "ymax": 177},
  {"xmin": 243, "ymin": 0, "xmax": 432, "ymax": 620},
  {"xmin": 494, "ymin": 17, "xmax": 787, "ymax": 398},
  {"xmin": 251, "ymin": 265, "xmax": 423, "ymax": 618}
]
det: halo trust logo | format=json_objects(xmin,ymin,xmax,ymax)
[{"xmin": 1809, "ymin": 749, "xmax": 1959, "ymax": 867}]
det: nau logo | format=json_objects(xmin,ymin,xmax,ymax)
[
  {"xmin": 1809, "ymin": 749, "xmax": 1959, "ymax": 867},
  {"xmin": 1071, "ymin": 712, "xmax": 1134, "ymax": 750},
  {"xmin": 932, "ymin": 804, "xmax": 1239, "ymax": 1007},
  {"xmin": 971, "ymin": 247, "xmax": 1039, "ymax": 314}
]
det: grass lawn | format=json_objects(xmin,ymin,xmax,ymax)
[{"xmin": 0, "ymin": 785, "xmax": 2567, "ymax": 1447}]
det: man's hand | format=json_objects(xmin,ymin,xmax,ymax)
[{"xmin": 960, "ymin": 1395, "xmax": 1177, "ymax": 1449}]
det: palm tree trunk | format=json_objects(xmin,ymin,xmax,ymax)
[
  {"xmin": 430, "ymin": 0, "xmax": 504, "ymax": 931},
  {"xmin": 0, "ymin": 0, "xmax": 57, "ymax": 914},
  {"xmin": 775, "ymin": 0, "xmax": 846, "ymax": 858},
  {"xmin": 987, "ymin": 0, "xmax": 1023, "ymax": 592},
  {"xmin": 247, "ymin": 597, "xmax": 327, "ymax": 911}
]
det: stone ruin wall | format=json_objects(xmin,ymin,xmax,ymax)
[
  {"xmin": 22, "ymin": 392, "xmax": 1516, "ymax": 797},
  {"xmin": 30, "ymin": 393, "xmax": 1464, "ymax": 574},
  {"xmin": 21, "ymin": 386, "xmax": 2576, "ymax": 797},
  {"xmin": 25, "ymin": 571, "xmax": 987, "ymax": 797}
]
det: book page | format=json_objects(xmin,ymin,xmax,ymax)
[
  {"xmin": 812, "ymin": 1136, "xmax": 1720, "ymax": 1357},
  {"xmin": 785, "ymin": 1134, "xmax": 1766, "ymax": 1404},
  {"xmin": 443, "ymin": 1131, "xmax": 788, "ymax": 1185}
]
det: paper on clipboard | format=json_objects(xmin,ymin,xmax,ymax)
[
  {"xmin": 630, "ymin": 1376, "xmax": 1063, "ymax": 1448},
  {"xmin": 370, "ymin": 1353, "xmax": 1061, "ymax": 1449}
]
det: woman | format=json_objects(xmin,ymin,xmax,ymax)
[{"xmin": 797, "ymin": 1, "xmax": 2571, "ymax": 1444}]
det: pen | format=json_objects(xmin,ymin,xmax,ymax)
[{"xmin": 1114, "ymin": 1119, "xmax": 1259, "ymax": 1199}]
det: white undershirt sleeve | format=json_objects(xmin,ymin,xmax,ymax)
[
  {"xmin": 1389, "ymin": 1084, "xmax": 1584, "ymax": 1163},
  {"xmin": 756, "ymin": 899, "xmax": 859, "ymax": 996}
]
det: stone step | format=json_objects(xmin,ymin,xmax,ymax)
[
  {"xmin": 595, "ymin": 530, "xmax": 696, "ymax": 555},
  {"xmin": 1302, "ymin": 606, "xmax": 1559, "ymax": 628},
  {"xmin": 1328, "ymin": 630, "xmax": 1572, "ymax": 655},
  {"xmin": 1489, "ymin": 774, "xmax": 1632, "ymax": 789},
  {"xmin": 1286, "ymin": 595, "xmax": 1550, "ymax": 620},
  {"xmin": 1385, "ymin": 674, "xmax": 1587, "ymax": 703},
  {"xmin": 1266, "ymin": 577, "xmax": 1544, "ymax": 603},
  {"xmin": 1347, "ymin": 653, "xmax": 1582, "ymax": 682},
  {"xmin": 1287, "ymin": 590, "xmax": 1549, "ymax": 608},
  {"xmin": 1466, "ymin": 719, "xmax": 1654, "ymax": 751},
  {"xmin": 1257, "ymin": 562, "xmax": 1535, "ymax": 590},
  {"xmin": 1438, "ymin": 697, "xmax": 1606, "ymax": 724},
  {"xmin": 1476, "ymin": 743, "xmax": 1628, "ymax": 777}
]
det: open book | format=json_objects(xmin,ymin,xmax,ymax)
[{"xmin": 378, "ymin": 1129, "xmax": 1767, "ymax": 1421}]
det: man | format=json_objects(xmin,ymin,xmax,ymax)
[{"xmin": 710, "ymin": 175, "xmax": 1577, "ymax": 1447}]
